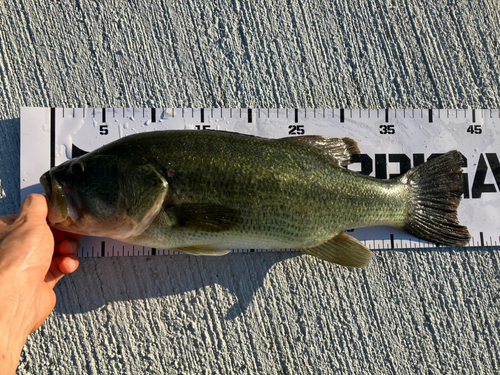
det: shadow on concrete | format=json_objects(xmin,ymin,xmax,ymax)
[
  {"xmin": 53, "ymin": 250, "xmax": 302, "ymax": 320},
  {"xmin": 52, "ymin": 244, "xmax": 496, "ymax": 321}
]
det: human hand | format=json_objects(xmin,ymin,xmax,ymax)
[{"xmin": 0, "ymin": 194, "xmax": 82, "ymax": 373}]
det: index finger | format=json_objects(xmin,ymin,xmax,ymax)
[
  {"xmin": 0, "ymin": 214, "xmax": 18, "ymax": 226},
  {"xmin": 0, "ymin": 214, "xmax": 18, "ymax": 238}
]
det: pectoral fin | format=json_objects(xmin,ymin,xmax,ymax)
[
  {"xmin": 300, "ymin": 232, "xmax": 373, "ymax": 268},
  {"xmin": 172, "ymin": 245, "xmax": 231, "ymax": 256},
  {"xmin": 165, "ymin": 203, "xmax": 242, "ymax": 232}
]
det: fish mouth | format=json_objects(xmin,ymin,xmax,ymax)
[{"xmin": 40, "ymin": 171, "xmax": 69, "ymax": 223}]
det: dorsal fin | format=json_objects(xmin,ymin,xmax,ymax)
[{"xmin": 280, "ymin": 136, "xmax": 360, "ymax": 166}]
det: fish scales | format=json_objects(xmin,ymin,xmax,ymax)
[{"xmin": 125, "ymin": 131, "xmax": 404, "ymax": 247}]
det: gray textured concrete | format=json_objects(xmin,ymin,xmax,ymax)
[{"xmin": 1, "ymin": 0, "xmax": 499, "ymax": 374}]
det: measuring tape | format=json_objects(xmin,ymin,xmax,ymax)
[{"xmin": 20, "ymin": 108, "xmax": 500, "ymax": 257}]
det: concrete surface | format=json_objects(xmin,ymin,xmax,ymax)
[{"xmin": 1, "ymin": 0, "xmax": 499, "ymax": 374}]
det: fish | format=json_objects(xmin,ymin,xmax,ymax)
[{"xmin": 40, "ymin": 130, "xmax": 471, "ymax": 268}]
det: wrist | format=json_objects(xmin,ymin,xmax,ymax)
[
  {"xmin": 0, "ymin": 328, "xmax": 25, "ymax": 374},
  {"xmin": 0, "ymin": 274, "xmax": 31, "ymax": 374},
  {"xmin": 0, "ymin": 311, "xmax": 29, "ymax": 375}
]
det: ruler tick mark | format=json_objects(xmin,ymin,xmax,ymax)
[{"xmin": 50, "ymin": 108, "xmax": 55, "ymax": 168}]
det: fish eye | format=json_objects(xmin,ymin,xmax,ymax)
[{"xmin": 70, "ymin": 161, "xmax": 85, "ymax": 177}]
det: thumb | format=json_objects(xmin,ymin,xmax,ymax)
[{"xmin": 16, "ymin": 194, "xmax": 48, "ymax": 224}]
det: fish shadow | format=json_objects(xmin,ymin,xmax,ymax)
[
  {"xmin": 52, "ymin": 244, "xmax": 490, "ymax": 320},
  {"xmin": 54, "ymin": 250, "xmax": 301, "ymax": 320}
]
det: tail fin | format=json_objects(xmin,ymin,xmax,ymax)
[{"xmin": 402, "ymin": 151, "xmax": 471, "ymax": 246}]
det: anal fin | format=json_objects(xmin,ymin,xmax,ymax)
[
  {"xmin": 172, "ymin": 245, "xmax": 231, "ymax": 256},
  {"xmin": 300, "ymin": 232, "xmax": 373, "ymax": 268}
]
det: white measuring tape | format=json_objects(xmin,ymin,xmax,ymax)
[{"xmin": 20, "ymin": 108, "xmax": 500, "ymax": 257}]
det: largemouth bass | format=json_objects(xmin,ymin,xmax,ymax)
[{"xmin": 40, "ymin": 130, "xmax": 471, "ymax": 268}]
